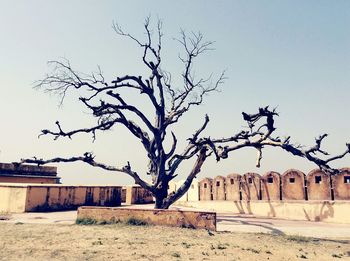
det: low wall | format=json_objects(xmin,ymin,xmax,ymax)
[
  {"xmin": 175, "ymin": 200, "xmax": 350, "ymax": 224},
  {"xmin": 77, "ymin": 206, "xmax": 216, "ymax": 231},
  {"xmin": 0, "ymin": 183, "xmax": 122, "ymax": 213},
  {"xmin": 0, "ymin": 185, "xmax": 28, "ymax": 212}
]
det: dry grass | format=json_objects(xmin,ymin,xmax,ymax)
[
  {"xmin": 0, "ymin": 223, "xmax": 349, "ymax": 260},
  {"xmin": 0, "ymin": 212, "xmax": 11, "ymax": 221}
]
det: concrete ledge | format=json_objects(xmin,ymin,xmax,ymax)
[
  {"xmin": 175, "ymin": 200, "xmax": 350, "ymax": 224},
  {"xmin": 77, "ymin": 206, "xmax": 216, "ymax": 231}
]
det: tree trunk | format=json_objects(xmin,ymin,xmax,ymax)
[
  {"xmin": 153, "ymin": 182, "xmax": 169, "ymax": 209},
  {"xmin": 154, "ymin": 195, "xmax": 168, "ymax": 209}
]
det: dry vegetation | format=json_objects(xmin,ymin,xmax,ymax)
[{"xmin": 0, "ymin": 223, "xmax": 349, "ymax": 261}]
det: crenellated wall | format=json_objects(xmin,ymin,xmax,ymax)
[
  {"xmin": 261, "ymin": 171, "xmax": 281, "ymax": 200},
  {"xmin": 192, "ymin": 168, "xmax": 350, "ymax": 202}
]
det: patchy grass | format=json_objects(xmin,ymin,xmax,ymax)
[
  {"xmin": 0, "ymin": 223, "xmax": 349, "ymax": 260},
  {"xmin": 171, "ymin": 252, "xmax": 181, "ymax": 258},
  {"xmin": 125, "ymin": 217, "xmax": 148, "ymax": 226},
  {"xmin": 76, "ymin": 217, "xmax": 148, "ymax": 226},
  {"xmin": 0, "ymin": 211, "xmax": 11, "ymax": 221},
  {"xmin": 76, "ymin": 218, "xmax": 98, "ymax": 225},
  {"xmin": 285, "ymin": 234, "xmax": 313, "ymax": 243}
]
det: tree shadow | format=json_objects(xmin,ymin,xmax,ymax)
[{"xmin": 217, "ymin": 215, "xmax": 285, "ymax": 236}]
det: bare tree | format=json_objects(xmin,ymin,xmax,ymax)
[{"xmin": 22, "ymin": 18, "xmax": 350, "ymax": 209}]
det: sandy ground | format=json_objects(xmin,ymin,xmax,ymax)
[{"xmin": 0, "ymin": 222, "xmax": 349, "ymax": 261}]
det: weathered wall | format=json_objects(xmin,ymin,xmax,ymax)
[
  {"xmin": 241, "ymin": 173, "xmax": 260, "ymax": 200},
  {"xmin": 261, "ymin": 171, "xmax": 281, "ymax": 200},
  {"xmin": 0, "ymin": 184, "xmax": 122, "ymax": 212},
  {"xmin": 0, "ymin": 184, "xmax": 28, "ymax": 212},
  {"xmin": 187, "ymin": 179, "xmax": 199, "ymax": 201},
  {"xmin": 125, "ymin": 186, "xmax": 154, "ymax": 205},
  {"xmin": 199, "ymin": 178, "xmax": 212, "ymax": 200},
  {"xmin": 175, "ymin": 200, "xmax": 350, "ymax": 224},
  {"xmin": 225, "ymin": 173, "xmax": 241, "ymax": 201},
  {"xmin": 282, "ymin": 169, "xmax": 306, "ymax": 200},
  {"xmin": 212, "ymin": 176, "xmax": 226, "ymax": 200},
  {"xmin": 168, "ymin": 179, "xmax": 199, "ymax": 202},
  {"xmin": 332, "ymin": 168, "xmax": 350, "ymax": 200},
  {"xmin": 307, "ymin": 169, "xmax": 331, "ymax": 200},
  {"xmin": 77, "ymin": 206, "xmax": 217, "ymax": 231},
  {"xmin": 0, "ymin": 163, "xmax": 60, "ymax": 184},
  {"xmin": 196, "ymin": 168, "xmax": 350, "ymax": 202},
  {"xmin": 0, "ymin": 176, "xmax": 57, "ymax": 184},
  {"xmin": 26, "ymin": 185, "xmax": 122, "ymax": 211},
  {"xmin": 174, "ymin": 180, "xmax": 188, "ymax": 202}
]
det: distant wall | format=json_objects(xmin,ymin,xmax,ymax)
[
  {"xmin": 332, "ymin": 168, "xmax": 350, "ymax": 200},
  {"xmin": 199, "ymin": 178, "xmax": 212, "ymax": 201},
  {"xmin": 212, "ymin": 176, "xmax": 226, "ymax": 200},
  {"xmin": 125, "ymin": 186, "xmax": 154, "ymax": 205},
  {"xmin": 0, "ymin": 163, "xmax": 60, "ymax": 184},
  {"xmin": 168, "ymin": 179, "xmax": 199, "ymax": 202},
  {"xmin": 241, "ymin": 173, "xmax": 260, "ymax": 200},
  {"xmin": 307, "ymin": 169, "xmax": 331, "ymax": 200},
  {"xmin": 261, "ymin": 171, "xmax": 280, "ymax": 200},
  {"xmin": 193, "ymin": 168, "xmax": 350, "ymax": 202},
  {"xmin": 225, "ymin": 174, "xmax": 240, "ymax": 201},
  {"xmin": 0, "ymin": 184, "xmax": 122, "ymax": 213}
]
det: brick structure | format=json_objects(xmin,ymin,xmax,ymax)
[
  {"xmin": 199, "ymin": 178, "xmax": 212, "ymax": 201},
  {"xmin": 212, "ymin": 176, "xmax": 226, "ymax": 200},
  {"xmin": 241, "ymin": 173, "xmax": 260, "ymax": 200},
  {"xmin": 307, "ymin": 169, "xmax": 331, "ymax": 200},
  {"xmin": 282, "ymin": 169, "xmax": 306, "ymax": 200},
  {"xmin": 261, "ymin": 171, "xmax": 281, "ymax": 200},
  {"xmin": 332, "ymin": 168, "xmax": 350, "ymax": 200},
  {"xmin": 0, "ymin": 163, "xmax": 60, "ymax": 184},
  {"xmin": 225, "ymin": 173, "xmax": 241, "ymax": 201}
]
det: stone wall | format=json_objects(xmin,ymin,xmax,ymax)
[
  {"xmin": 332, "ymin": 168, "xmax": 350, "ymax": 200},
  {"xmin": 225, "ymin": 173, "xmax": 240, "ymax": 200},
  {"xmin": 241, "ymin": 173, "xmax": 260, "ymax": 200},
  {"xmin": 212, "ymin": 176, "xmax": 226, "ymax": 200},
  {"xmin": 0, "ymin": 163, "xmax": 60, "ymax": 184},
  {"xmin": 307, "ymin": 169, "xmax": 331, "ymax": 200},
  {"xmin": 0, "ymin": 184, "xmax": 122, "ymax": 213},
  {"xmin": 261, "ymin": 171, "xmax": 281, "ymax": 200},
  {"xmin": 77, "ymin": 206, "xmax": 217, "ymax": 231},
  {"xmin": 195, "ymin": 168, "xmax": 350, "ymax": 202},
  {"xmin": 199, "ymin": 178, "xmax": 212, "ymax": 200},
  {"xmin": 176, "ymin": 200, "xmax": 350, "ymax": 224},
  {"xmin": 124, "ymin": 186, "xmax": 154, "ymax": 205},
  {"xmin": 281, "ymin": 169, "xmax": 306, "ymax": 200}
]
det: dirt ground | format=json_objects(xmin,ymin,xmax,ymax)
[{"xmin": 0, "ymin": 222, "xmax": 349, "ymax": 261}]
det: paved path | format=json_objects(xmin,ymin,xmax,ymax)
[
  {"xmin": 2, "ymin": 207, "xmax": 350, "ymax": 239},
  {"xmin": 217, "ymin": 213, "xmax": 350, "ymax": 239}
]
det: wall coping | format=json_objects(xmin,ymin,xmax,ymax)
[
  {"xmin": 79, "ymin": 206, "xmax": 216, "ymax": 214},
  {"xmin": 0, "ymin": 183, "xmax": 122, "ymax": 188}
]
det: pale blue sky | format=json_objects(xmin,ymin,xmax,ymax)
[{"xmin": 0, "ymin": 1, "xmax": 349, "ymax": 185}]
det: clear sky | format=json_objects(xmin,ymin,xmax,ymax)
[{"xmin": 0, "ymin": 1, "xmax": 349, "ymax": 185}]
